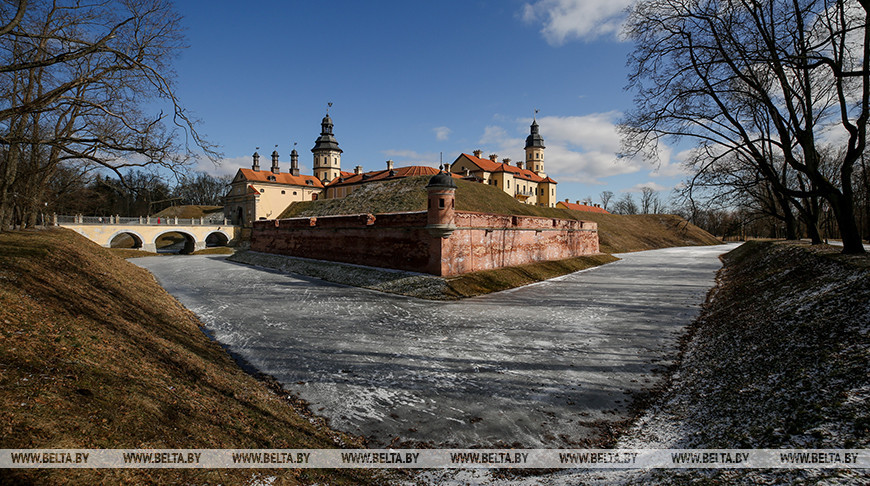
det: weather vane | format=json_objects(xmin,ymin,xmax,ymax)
[{"xmin": 327, "ymin": 102, "xmax": 333, "ymax": 113}]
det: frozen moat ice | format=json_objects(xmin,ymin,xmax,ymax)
[{"xmin": 134, "ymin": 244, "xmax": 737, "ymax": 447}]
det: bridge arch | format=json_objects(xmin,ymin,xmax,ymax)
[
  {"xmin": 108, "ymin": 230, "xmax": 145, "ymax": 249},
  {"xmin": 204, "ymin": 230, "xmax": 231, "ymax": 247},
  {"xmin": 153, "ymin": 229, "xmax": 198, "ymax": 254}
]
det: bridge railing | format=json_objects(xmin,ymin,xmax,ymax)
[{"xmin": 54, "ymin": 214, "xmax": 229, "ymax": 226}]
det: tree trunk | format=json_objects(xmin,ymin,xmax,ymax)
[
  {"xmin": 775, "ymin": 191, "xmax": 798, "ymax": 240},
  {"xmin": 829, "ymin": 192, "xmax": 866, "ymax": 253}
]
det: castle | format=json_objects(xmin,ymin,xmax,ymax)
[
  {"xmin": 223, "ymin": 113, "xmax": 558, "ymax": 226},
  {"xmin": 250, "ymin": 171, "xmax": 598, "ymax": 277}
]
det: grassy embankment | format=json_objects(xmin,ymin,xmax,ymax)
[
  {"xmin": 275, "ymin": 176, "xmax": 719, "ymax": 296},
  {"xmin": 153, "ymin": 205, "xmax": 223, "ymax": 219},
  {"xmin": 621, "ymin": 240, "xmax": 869, "ymax": 484},
  {"xmin": 0, "ymin": 228, "xmax": 385, "ymax": 485}
]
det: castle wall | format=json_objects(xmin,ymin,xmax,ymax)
[{"xmin": 250, "ymin": 210, "xmax": 599, "ymax": 277}]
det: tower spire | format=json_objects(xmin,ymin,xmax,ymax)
[
  {"xmin": 312, "ymin": 108, "xmax": 342, "ymax": 182},
  {"xmin": 525, "ymin": 112, "xmax": 546, "ymax": 176}
]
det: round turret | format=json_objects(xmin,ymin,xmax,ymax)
[
  {"xmin": 426, "ymin": 171, "xmax": 457, "ymax": 189},
  {"xmin": 426, "ymin": 171, "xmax": 457, "ymax": 239}
]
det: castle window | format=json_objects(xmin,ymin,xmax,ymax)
[
  {"xmin": 293, "ymin": 191, "xmax": 297, "ymax": 195},
  {"xmin": 536, "ymin": 153, "xmax": 540, "ymax": 159},
  {"xmin": 281, "ymin": 190, "xmax": 286, "ymax": 194},
  {"xmin": 439, "ymin": 198, "xmax": 445, "ymax": 209}
]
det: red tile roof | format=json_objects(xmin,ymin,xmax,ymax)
[
  {"xmin": 327, "ymin": 165, "xmax": 457, "ymax": 187},
  {"xmin": 454, "ymin": 153, "xmax": 556, "ymax": 184},
  {"xmin": 237, "ymin": 168, "xmax": 324, "ymax": 188},
  {"xmin": 556, "ymin": 201, "xmax": 610, "ymax": 214}
]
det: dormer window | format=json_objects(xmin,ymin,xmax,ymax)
[{"xmin": 268, "ymin": 175, "xmax": 276, "ymax": 181}]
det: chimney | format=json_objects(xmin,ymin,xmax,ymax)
[
  {"xmin": 252, "ymin": 151, "xmax": 261, "ymax": 171},
  {"xmin": 576, "ymin": 200, "xmax": 581, "ymax": 205},
  {"xmin": 489, "ymin": 154, "xmax": 498, "ymax": 162},
  {"xmin": 355, "ymin": 165, "xmax": 363, "ymax": 175},
  {"xmin": 290, "ymin": 149, "xmax": 300, "ymax": 176},
  {"xmin": 444, "ymin": 162, "xmax": 451, "ymax": 172},
  {"xmin": 386, "ymin": 160, "xmax": 394, "ymax": 171},
  {"xmin": 515, "ymin": 160, "xmax": 523, "ymax": 170},
  {"xmin": 271, "ymin": 150, "xmax": 280, "ymax": 174},
  {"xmin": 473, "ymin": 149, "xmax": 483, "ymax": 158},
  {"xmin": 564, "ymin": 198, "xmax": 569, "ymax": 202}
]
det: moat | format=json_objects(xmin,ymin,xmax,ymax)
[{"xmin": 135, "ymin": 244, "xmax": 736, "ymax": 448}]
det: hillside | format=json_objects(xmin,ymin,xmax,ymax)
[
  {"xmin": 154, "ymin": 204, "xmax": 223, "ymax": 219},
  {"xmin": 583, "ymin": 241, "xmax": 870, "ymax": 484},
  {"xmin": 280, "ymin": 176, "xmax": 720, "ymax": 253},
  {"xmin": 0, "ymin": 229, "xmax": 384, "ymax": 485}
]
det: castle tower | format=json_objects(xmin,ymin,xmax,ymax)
[
  {"xmin": 311, "ymin": 112, "xmax": 342, "ymax": 182},
  {"xmin": 525, "ymin": 117, "xmax": 546, "ymax": 176},
  {"xmin": 425, "ymin": 171, "xmax": 457, "ymax": 239}
]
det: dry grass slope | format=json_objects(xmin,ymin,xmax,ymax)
[
  {"xmin": 280, "ymin": 176, "xmax": 720, "ymax": 253},
  {"xmin": 0, "ymin": 228, "xmax": 385, "ymax": 485},
  {"xmin": 624, "ymin": 241, "xmax": 869, "ymax": 484}
]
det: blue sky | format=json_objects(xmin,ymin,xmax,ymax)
[{"xmin": 172, "ymin": 0, "xmax": 688, "ymax": 204}]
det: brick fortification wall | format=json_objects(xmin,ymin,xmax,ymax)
[
  {"xmin": 439, "ymin": 212, "xmax": 599, "ymax": 276},
  {"xmin": 251, "ymin": 212, "xmax": 434, "ymax": 273},
  {"xmin": 251, "ymin": 210, "xmax": 599, "ymax": 277}
]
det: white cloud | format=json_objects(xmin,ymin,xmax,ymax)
[
  {"xmin": 626, "ymin": 181, "xmax": 670, "ymax": 192},
  {"xmin": 433, "ymin": 126, "xmax": 451, "ymax": 141},
  {"xmin": 648, "ymin": 146, "xmax": 689, "ymax": 178},
  {"xmin": 194, "ymin": 155, "xmax": 246, "ymax": 177},
  {"xmin": 535, "ymin": 113, "xmax": 643, "ymax": 183},
  {"xmin": 521, "ymin": 0, "xmax": 635, "ymax": 45},
  {"xmin": 472, "ymin": 113, "xmax": 684, "ymax": 185}
]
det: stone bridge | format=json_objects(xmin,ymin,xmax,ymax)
[{"xmin": 56, "ymin": 215, "xmax": 241, "ymax": 253}]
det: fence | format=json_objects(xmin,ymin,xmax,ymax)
[{"xmin": 54, "ymin": 214, "xmax": 228, "ymax": 226}]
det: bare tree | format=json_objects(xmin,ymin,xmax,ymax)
[
  {"xmin": 599, "ymin": 190, "xmax": 614, "ymax": 211},
  {"xmin": 174, "ymin": 172, "xmax": 232, "ymax": 206},
  {"xmin": 640, "ymin": 186, "xmax": 658, "ymax": 214},
  {"xmin": 0, "ymin": 1, "xmax": 27, "ymax": 36},
  {"xmin": 0, "ymin": 0, "xmax": 219, "ymax": 229},
  {"xmin": 622, "ymin": 0, "xmax": 869, "ymax": 253},
  {"xmin": 613, "ymin": 193, "xmax": 639, "ymax": 214}
]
